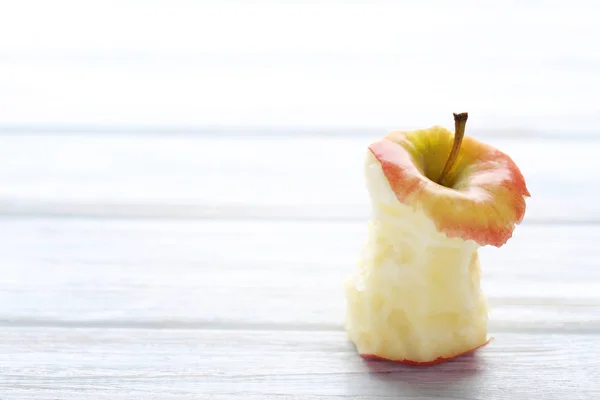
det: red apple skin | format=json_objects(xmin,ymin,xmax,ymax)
[
  {"xmin": 368, "ymin": 126, "xmax": 530, "ymax": 247},
  {"xmin": 360, "ymin": 339, "xmax": 491, "ymax": 366}
]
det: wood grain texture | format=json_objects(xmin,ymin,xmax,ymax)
[
  {"xmin": 1, "ymin": 219, "xmax": 599, "ymax": 332},
  {"xmin": 1, "ymin": 135, "xmax": 599, "ymax": 398},
  {"xmin": 1, "ymin": 328, "xmax": 599, "ymax": 399}
]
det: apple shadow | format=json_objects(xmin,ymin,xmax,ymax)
[{"xmin": 360, "ymin": 352, "xmax": 485, "ymax": 398}]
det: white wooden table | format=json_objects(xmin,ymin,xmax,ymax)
[{"xmin": 1, "ymin": 133, "xmax": 599, "ymax": 399}]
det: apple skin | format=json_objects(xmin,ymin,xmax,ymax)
[
  {"xmin": 361, "ymin": 339, "xmax": 491, "ymax": 366},
  {"xmin": 369, "ymin": 125, "xmax": 530, "ymax": 247}
]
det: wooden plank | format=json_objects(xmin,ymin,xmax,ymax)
[
  {"xmin": 1, "ymin": 328, "xmax": 598, "ymax": 399},
  {"xmin": 0, "ymin": 135, "xmax": 599, "ymax": 222},
  {"xmin": 1, "ymin": 219, "xmax": 598, "ymax": 331}
]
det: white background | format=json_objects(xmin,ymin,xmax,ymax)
[{"xmin": 0, "ymin": 0, "xmax": 598, "ymax": 134}]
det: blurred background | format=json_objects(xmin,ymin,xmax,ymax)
[
  {"xmin": 1, "ymin": 0, "xmax": 599, "ymax": 131},
  {"xmin": 1, "ymin": 0, "xmax": 599, "ymax": 220}
]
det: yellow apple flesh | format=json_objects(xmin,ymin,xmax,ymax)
[{"xmin": 344, "ymin": 125, "xmax": 529, "ymax": 364}]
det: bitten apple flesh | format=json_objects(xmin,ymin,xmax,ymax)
[{"xmin": 344, "ymin": 125, "xmax": 529, "ymax": 364}]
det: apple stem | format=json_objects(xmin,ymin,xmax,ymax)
[{"xmin": 437, "ymin": 112, "xmax": 468, "ymax": 186}]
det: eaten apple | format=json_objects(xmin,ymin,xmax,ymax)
[{"xmin": 344, "ymin": 113, "xmax": 529, "ymax": 365}]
